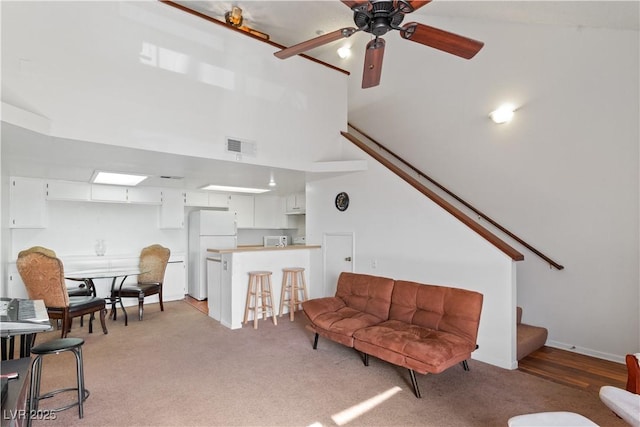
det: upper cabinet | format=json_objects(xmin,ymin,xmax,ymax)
[
  {"xmin": 90, "ymin": 185, "xmax": 161, "ymax": 204},
  {"xmin": 254, "ymin": 196, "xmax": 287, "ymax": 229},
  {"xmin": 159, "ymin": 189, "xmax": 185, "ymax": 229},
  {"xmin": 127, "ymin": 187, "xmax": 162, "ymax": 204},
  {"xmin": 90, "ymin": 184, "xmax": 128, "ymax": 202},
  {"xmin": 285, "ymin": 192, "xmax": 305, "ymax": 214},
  {"xmin": 9, "ymin": 177, "xmax": 47, "ymax": 228},
  {"xmin": 184, "ymin": 191, "xmax": 208, "ymax": 207},
  {"xmin": 208, "ymin": 193, "xmax": 229, "ymax": 209},
  {"xmin": 46, "ymin": 180, "xmax": 91, "ymax": 201},
  {"xmin": 228, "ymin": 195, "xmax": 254, "ymax": 228},
  {"xmin": 184, "ymin": 191, "xmax": 229, "ymax": 209}
]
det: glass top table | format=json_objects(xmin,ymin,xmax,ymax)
[{"xmin": 65, "ymin": 269, "xmax": 146, "ymax": 326}]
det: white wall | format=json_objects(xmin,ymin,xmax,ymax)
[
  {"xmin": 10, "ymin": 201, "xmax": 185, "ymax": 260},
  {"xmin": 0, "ymin": 1, "xmax": 348, "ymax": 171},
  {"xmin": 307, "ymin": 142, "xmax": 518, "ymax": 369},
  {"xmin": 345, "ymin": 16, "xmax": 639, "ymax": 362}
]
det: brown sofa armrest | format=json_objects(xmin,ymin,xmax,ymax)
[{"xmin": 302, "ymin": 297, "xmax": 346, "ymax": 322}]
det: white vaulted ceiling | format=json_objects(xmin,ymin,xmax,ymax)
[{"xmin": 1, "ymin": 1, "xmax": 638, "ymax": 193}]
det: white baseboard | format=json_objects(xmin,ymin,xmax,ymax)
[{"xmin": 546, "ymin": 340, "xmax": 625, "ymax": 364}]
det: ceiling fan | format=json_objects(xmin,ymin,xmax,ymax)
[{"xmin": 274, "ymin": 0, "xmax": 484, "ymax": 88}]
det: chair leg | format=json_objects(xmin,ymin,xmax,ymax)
[
  {"xmin": 159, "ymin": 286, "xmax": 164, "ymax": 312},
  {"xmin": 138, "ymin": 295, "xmax": 144, "ymax": 321},
  {"xmin": 61, "ymin": 312, "xmax": 70, "ymax": 339},
  {"xmin": 88, "ymin": 312, "xmax": 94, "ymax": 334},
  {"xmin": 408, "ymin": 369, "xmax": 421, "ymax": 398},
  {"xmin": 99, "ymin": 308, "xmax": 108, "ymax": 334},
  {"xmin": 312, "ymin": 333, "xmax": 319, "ymax": 350},
  {"xmin": 461, "ymin": 360, "xmax": 470, "ymax": 371}
]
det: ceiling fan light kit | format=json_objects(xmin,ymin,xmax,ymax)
[{"xmin": 273, "ymin": 0, "xmax": 484, "ymax": 89}]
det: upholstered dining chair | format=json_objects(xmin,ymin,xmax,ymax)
[
  {"xmin": 16, "ymin": 246, "xmax": 108, "ymax": 338},
  {"xmin": 116, "ymin": 244, "xmax": 170, "ymax": 321}
]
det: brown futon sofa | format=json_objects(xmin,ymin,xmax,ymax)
[{"xmin": 302, "ymin": 272, "xmax": 484, "ymax": 397}]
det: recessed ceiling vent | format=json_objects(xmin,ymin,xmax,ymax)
[
  {"xmin": 160, "ymin": 176, "xmax": 183, "ymax": 180},
  {"xmin": 226, "ymin": 137, "xmax": 256, "ymax": 157}
]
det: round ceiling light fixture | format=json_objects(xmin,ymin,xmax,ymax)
[{"xmin": 489, "ymin": 104, "xmax": 516, "ymax": 124}]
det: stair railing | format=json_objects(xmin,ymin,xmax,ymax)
[{"xmin": 344, "ymin": 123, "xmax": 564, "ymax": 270}]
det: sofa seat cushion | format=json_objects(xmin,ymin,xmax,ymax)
[
  {"xmin": 303, "ymin": 297, "xmax": 387, "ymax": 347},
  {"xmin": 354, "ymin": 319, "xmax": 476, "ymax": 374}
]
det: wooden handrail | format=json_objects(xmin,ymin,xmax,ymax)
[
  {"xmin": 346, "ymin": 124, "xmax": 564, "ymax": 269},
  {"xmin": 344, "ymin": 128, "xmax": 566, "ymax": 268},
  {"xmin": 159, "ymin": 1, "xmax": 350, "ymax": 76}
]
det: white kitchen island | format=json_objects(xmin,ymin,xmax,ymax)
[{"xmin": 206, "ymin": 245, "xmax": 321, "ymax": 329}]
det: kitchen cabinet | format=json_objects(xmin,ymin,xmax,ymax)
[
  {"xmin": 159, "ymin": 189, "xmax": 184, "ymax": 228},
  {"xmin": 184, "ymin": 191, "xmax": 229, "ymax": 208},
  {"xmin": 46, "ymin": 180, "xmax": 91, "ymax": 201},
  {"xmin": 91, "ymin": 184, "xmax": 128, "ymax": 202},
  {"xmin": 285, "ymin": 192, "xmax": 305, "ymax": 214},
  {"xmin": 9, "ymin": 176, "xmax": 47, "ymax": 228},
  {"xmin": 91, "ymin": 185, "xmax": 161, "ymax": 204},
  {"xmin": 254, "ymin": 195, "xmax": 287, "ymax": 228},
  {"xmin": 228, "ymin": 195, "xmax": 254, "ymax": 228},
  {"xmin": 208, "ymin": 193, "xmax": 229, "ymax": 208},
  {"xmin": 128, "ymin": 187, "xmax": 162, "ymax": 204},
  {"xmin": 184, "ymin": 191, "xmax": 208, "ymax": 207},
  {"xmin": 163, "ymin": 257, "xmax": 186, "ymax": 301}
]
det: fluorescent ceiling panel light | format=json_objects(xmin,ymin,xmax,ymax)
[
  {"xmin": 92, "ymin": 171, "xmax": 148, "ymax": 186},
  {"xmin": 200, "ymin": 184, "xmax": 270, "ymax": 194}
]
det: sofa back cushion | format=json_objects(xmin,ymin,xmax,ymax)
[
  {"xmin": 389, "ymin": 280, "xmax": 483, "ymax": 345},
  {"xmin": 336, "ymin": 272, "xmax": 395, "ymax": 321}
]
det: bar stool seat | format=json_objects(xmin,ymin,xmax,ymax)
[
  {"xmin": 28, "ymin": 338, "xmax": 89, "ymax": 424},
  {"xmin": 243, "ymin": 271, "xmax": 277, "ymax": 329},
  {"xmin": 279, "ymin": 267, "xmax": 308, "ymax": 321}
]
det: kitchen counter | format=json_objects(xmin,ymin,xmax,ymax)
[
  {"xmin": 205, "ymin": 244, "xmax": 320, "ymax": 330},
  {"xmin": 207, "ymin": 245, "xmax": 321, "ymax": 254}
]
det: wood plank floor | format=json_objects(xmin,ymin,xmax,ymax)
[
  {"xmin": 518, "ymin": 346, "xmax": 627, "ymax": 392},
  {"xmin": 184, "ymin": 297, "xmax": 628, "ymax": 392}
]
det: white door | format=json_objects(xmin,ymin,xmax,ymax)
[{"xmin": 323, "ymin": 232, "xmax": 354, "ymax": 296}]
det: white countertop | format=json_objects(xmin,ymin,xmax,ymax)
[{"xmin": 207, "ymin": 245, "xmax": 321, "ymax": 254}]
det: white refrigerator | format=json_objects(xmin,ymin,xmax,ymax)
[{"xmin": 188, "ymin": 210, "xmax": 237, "ymax": 300}]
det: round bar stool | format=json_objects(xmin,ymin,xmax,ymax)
[
  {"xmin": 243, "ymin": 271, "xmax": 277, "ymax": 329},
  {"xmin": 279, "ymin": 267, "xmax": 309, "ymax": 321},
  {"xmin": 28, "ymin": 338, "xmax": 89, "ymax": 424}
]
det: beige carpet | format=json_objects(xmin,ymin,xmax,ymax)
[{"xmin": 27, "ymin": 300, "xmax": 625, "ymax": 427}]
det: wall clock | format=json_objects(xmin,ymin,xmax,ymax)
[{"xmin": 335, "ymin": 192, "xmax": 349, "ymax": 212}]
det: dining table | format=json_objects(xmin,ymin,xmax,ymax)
[{"xmin": 64, "ymin": 268, "xmax": 147, "ymax": 326}]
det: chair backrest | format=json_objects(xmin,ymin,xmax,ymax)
[
  {"xmin": 16, "ymin": 246, "xmax": 69, "ymax": 308},
  {"xmin": 138, "ymin": 244, "xmax": 170, "ymax": 284}
]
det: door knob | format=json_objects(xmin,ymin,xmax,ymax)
[{"xmin": 344, "ymin": 257, "xmax": 352, "ymax": 261}]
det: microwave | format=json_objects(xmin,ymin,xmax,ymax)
[{"xmin": 263, "ymin": 235, "xmax": 288, "ymax": 247}]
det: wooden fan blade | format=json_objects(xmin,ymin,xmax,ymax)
[
  {"xmin": 362, "ymin": 38, "xmax": 385, "ymax": 89},
  {"xmin": 400, "ymin": 22, "xmax": 484, "ymax": 59},
  {"xmin": 399, "ymin": 1, "xmax": 432, "ymax": 13},
  {"xmin": 341, "ymin": 0, "xmax": 369, "ymax": 10},
  {"xmin": 274, "ymin": 27, "xmax": 356, "ymax": 59}
]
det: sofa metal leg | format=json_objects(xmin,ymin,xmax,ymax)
[
  {"xmin": 361, "ymin": 352, "xmax": 369, "ymax": 366},
  {"xmin": 461, "ymin": 360, "xmax": 470, "ymax": 371},
  {"xmin": 312, "ymin": 333, "xmax": 319, "ymax": 350},
  {"xmin": 408, "ymin": 369, "xmax": 421, "ymax": 398}
]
